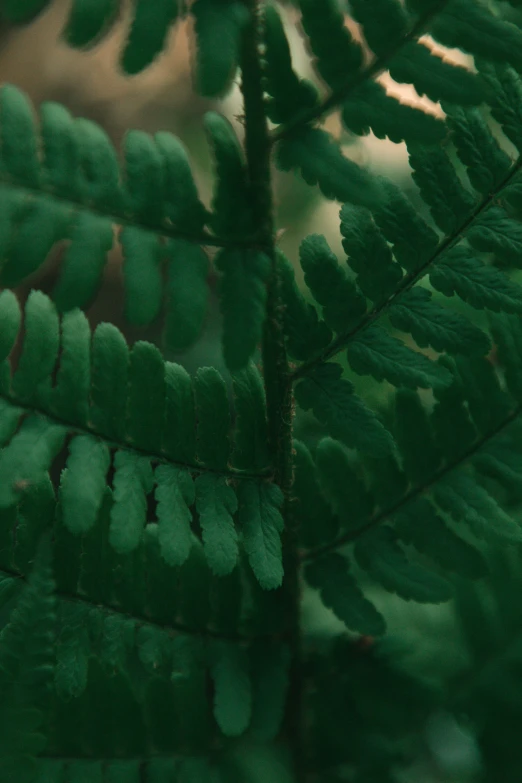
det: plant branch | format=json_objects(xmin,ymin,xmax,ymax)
[
  {"xmin": 1, "ymin": 177, "xmax": 270, "ymax": 252},
  {"xmin": 0, "ymin": 392, "xmax": 272, "ymax": 482},
  {"xmin": 270, "ymin": 0, "xmax": 451, "ymax": 144},
  {"xmin": 291, "ymin": 155, "xmax": 522, "ymax": 383},
  {"xmin": 0, "ymin": 565, "xmax": 279, "ymax": 642},
  {"xmin": 302, "ymin": 404, "xmax": 522, "ymax": 562},
  {"xmin": 240, "ymin": 3, "xmax": 304, "ymax": 779}
]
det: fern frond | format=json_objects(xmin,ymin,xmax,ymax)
[
  {"xmin": 294, "ymin": 362, "xmax": 395, "ymax": 457},
  {"xmin": 341, "ymin": 205, "xmax": 404, "ymax": 305},
  {"xmin": 263, "ymin": 5, "xmax": 319, "ymax": 125},
  {"xmin": 388, "ymin": 287, "xmax": 491, "ymax": 356},
  {"xmin": 275, "ymin": 126, "xmax": 383, "ymax": 210},
  {"xmin": 0, "ymin": 289, "xmax": 286, "ymax": 589},
  {"xmin": 429, "ymin": 0, "xmax": 522, "ymax": 71},
  {"xmin": 0, "ymin": 86, "xmax": 276, "ymax": 360},
  {"xmin": 298, "ymin": 350, "xmax": 522, "ymax": 631},
  {"xmin": 299, "ymin": 234, "xmax": 366, "ymax": 334},
  {"xmin": 430, "ymin": 246, "xmax": 522, "ymax": 312},
  {"xmin": 351, "ymin": 0, "xmax": 487, "ymax": 104},
  {"xmin": 346, "ymin": 324, "xmax": 452, "ymax": 390}
]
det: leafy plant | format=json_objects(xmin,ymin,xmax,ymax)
[{"xmin": 3, "ymin": 0, "xmax": 522, "ymax": 780}]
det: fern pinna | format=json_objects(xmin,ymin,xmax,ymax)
[{"xmin": 3, "ymin": 0, "xmax": 522, "ymax": 780}]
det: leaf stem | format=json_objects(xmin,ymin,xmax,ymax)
[{"xmin": 239, "ymin": 3, "xmax": 304, "ymax": 779}]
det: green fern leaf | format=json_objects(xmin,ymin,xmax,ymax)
[
  {"xmin": 195, "ymin": 474, "xmax": 239, "ymax": 576},
  {"xmin": 155, "ymin": 131, "xmax": 209, "ymax": 232},
  {"xmin": 305, "ymin": 553, "xmax": 386, "ymax": 636},
  {"xmin": 347, "ymin": 324, "xmax": 451, "ymax": 390},
  {"xmin": 276, "ymin": 126, "xmax": 383, "ymax": 209},
  {"xmin": 210, "ymin": 641, "xmax": 252, "ymax": 737},
  {"xmin": 0, "ymin": 84, "xmax": 40, "ymax": 186},
  {"xmin": 0, "ymin": 289, "xmax": 21, "ymax": 364},
  {"xmin": 54, "ymin": 605, "xmax": 90, "ymax": 697},
  {"xmin": 205, "ymin": 111, "xmax": 252, "ymax": 236},
  {"xmin": 109, "ymin": 451, "xmax": 154, "ymax": 554},
  {"xmin": 239, "ymin": 481, "xmax": 284, "ymax": 591},
  {"xmin": 430, "ymin": 246, "xmax": 522, "ymax": 313},
  {"xmin": 443, "ymin": 105, "xmax": 512, "ymax": 195},
  {"xmin": 165, "ymin": 240, "xmax": 210, "ymax": 352},
  {"xmin": 340, "ymin": 205, "xmax": 403, "ymax": 304},
  {"xmin": 231, "ymin": 363, "xmax": 270, "ymax": 471},
  {"xmin": 435, "ymin": 470, "xmax": 522, "ymax": 545},
  {"xmin": 63, "ymin": 0, "xmax": 120, "ymax": 48},
  {"xmin": 342, "ymin": 81, "xmax": 445, "ymax": 145},
  {"xmin": 355, "ymin": 526, "xmax": 454, "ymax": 604},
  {"xmin": 490, "ymin": 313, "xmax": 522, "ymax": 400},
  {"xmin": 195, "ymin": 367, "xmax": 231, "ymax": 469},
  {"xmin": 293, "ymin": 440, "xmax": 339, "ymax": 549},
  {"xmin": 467, "ymin": 207, "xmax": 522, "ymax": 266},
  {"xmin": 50, "ymin": 309, "xmax": 91, "ymax": 426},
  {"xmin": 279, "ymin": 251, "xmax": 332, "ymax": 360},
  {"xmin": 73, "ymin": 116, "xmax": 122, "ymax": 209},
  {"xmin": 477, "ymin": 61, "xmax": 522, "ymax": 154},
  {"xmin": 0, "ymin": 417, "xmax": 66, "ymax": 509},
  {"xmin": 389, "ymin": 287, "xmax": 490, "ymax": 356},
  {"xmin": 120, "ymin": 0, "xmax": 180, "ymax": 75},
  {"xmin": 263, "ymin": 5, "xmax": 318, "ymax": 124},
  {"xmin": 120, "ymin": 226, "xmax": 163, "ymax": 326},
  {"xmin": 298, "ymin": 0, "xmax": 363, "ymax": 90},
  {"xmin": 128, "ymin": 342, "xmax": 166, "ymax": 452},
  {"xmin": 0, "ymin": 85, "xmax": 210, "ymax": 350},
  {"xmin": 431, "ymin": 366, "xmax": 478, "ymax": 462},
  {"xmin": 192, "ymin": 0, "xmax": 250, "ymax": 98},
  {"xmin": 13, "ymin": 290, "xmax": 59, "ymax": 403},
  {"xmin": 431, "ymin": 0, "xmax": 522, "ymax": 72},
  {"xmin": 163, "ymin": 362, "xmax": 197, "ymax": 464},
  {"xmin": 395, "ymin": 498, "xmax": 488, "ymax": 579},
  {"xmin": 373, "ymin": 178, "xmax": 439, "ymax": 272},
  {"xmin": 123, "ymin": 129, "xmax": 165, "ymax": 221},
  {"xmin": 60, "ymin": 435, "xmax": 110, "ymax": 535},
  {"xmin": 315, "ymin": 437, "xmax": 373, "ymax": 532},
  {"xmin": 349, "ymin": 0, "xmax": 407, "ymax": 56},
  {"xmin": 393, "ymin": 389, "xmax": 442, "ymax": 485},
  {"xmin": 454, "ymin": 354, "xmax": 512, "ymax": 435},
  {"xmin": 0, "ymin": 197, "xmax": 68, "ymax": 288},
  {"xmin": 295, "ymin": 363, "xmax": 395, "ymax": 457},
  {"xmin": 0, "ymin": 400, "xmax": 23, "ymax": 447},
  {"xmin": 389, "ymin": 41, "xmax": 487, "ymax": 105},
  {"xmin": 299, "ymin": 234, "xmax": 366, "ymax": 333},
  {"xmin": 155, "ymin": 465, "xmax": 195, "ymax": 567},
  {"xmin": 216, "ymin": 248, "xmax": 271, "ymax": 371},
  {"xmin": 407, "ymin": 143, "xmax": 476, "ymax": 234},
  {"xmin": 91, "ymin": 322, "xmax": 130, "ymax": 440}
]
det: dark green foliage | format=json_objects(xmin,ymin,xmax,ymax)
[{"xmin": 3, "ymin": 0, "xmax": 522, "ymax": 781}]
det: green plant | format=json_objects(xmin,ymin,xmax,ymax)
[{"xmin": 3, "ymin": 0, "xmax": 522, "ymax": 780}]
